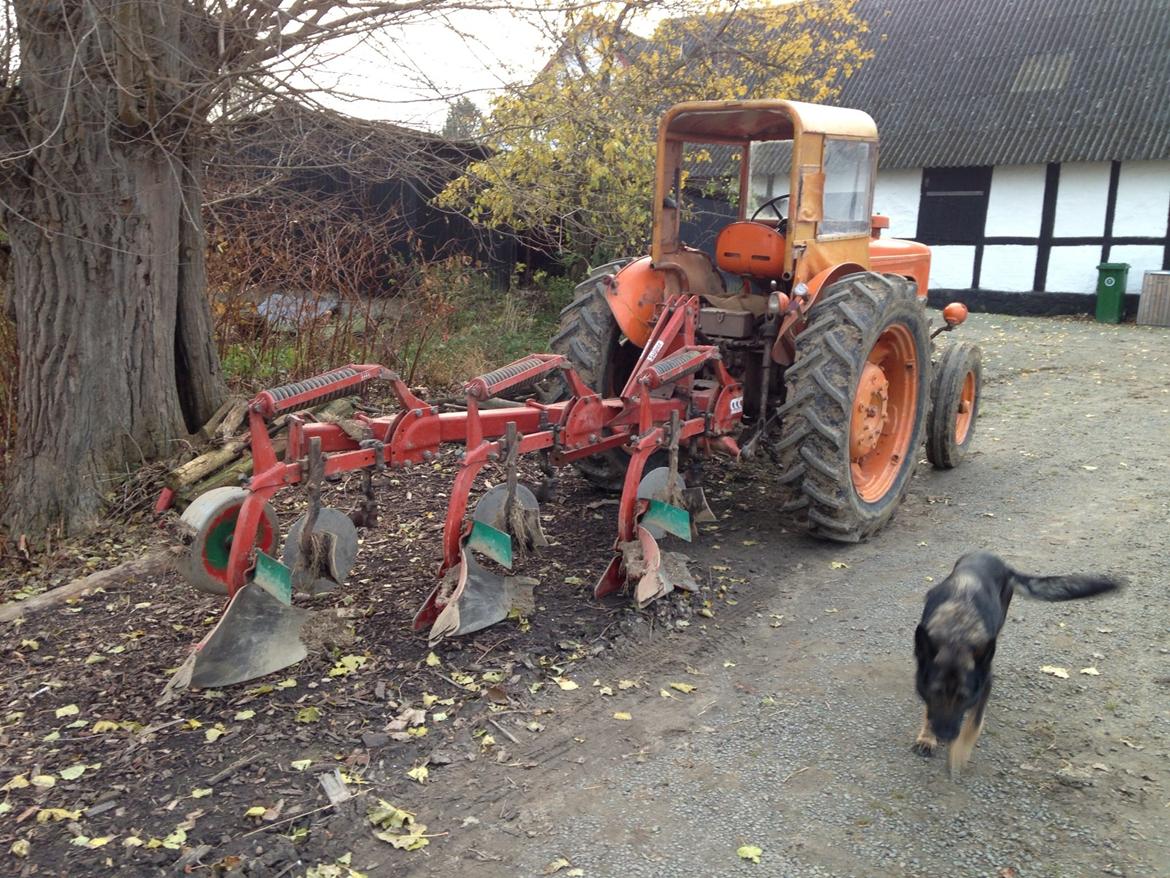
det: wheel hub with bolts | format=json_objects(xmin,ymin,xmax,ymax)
[{"xmin": 850, "ymin": 361, "xmax": 890, "ymax": 459}]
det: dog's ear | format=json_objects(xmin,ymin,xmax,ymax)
[
  {"xmin": 972, "ymin": 637, "xmax": 997, "ymax": 667},
  {"xmin": 914, "ymin": 624, "xmax": 937, "ymax": 662}
]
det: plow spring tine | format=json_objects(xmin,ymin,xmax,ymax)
[
  {"xmin": 283, "ymin": 438, "xmax": 358, "ymax": 596},
  {"xmin": 472, "ymin": 423, "xmax": 548, "ymax": 555}
]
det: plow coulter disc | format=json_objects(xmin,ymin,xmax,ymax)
[
  {"xmin": 180, "ymin": 487, "xmax": 279, "ymax": 596},
  {"xmin": 473, "ymin": 484, "xmax": 549, "ymax": 553},
  {"xmin": 282, "ymin": 507, "xmax": 360, "ymax": 596}
]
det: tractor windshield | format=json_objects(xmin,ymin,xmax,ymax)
[
  {"xmin": 675, "ymin": 138, "xmax": 796, "ymax": 262},
  {"xmin": 747, "ymin": 139, "xmax": 793, "ymax": 216},
  {"xmin": 820, "ymin": 138, "xmax": 876, "ymax": 237}
]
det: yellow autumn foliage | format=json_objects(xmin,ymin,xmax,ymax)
[{"xmin": 441, "ymin": 0, "xmax": 870, "ymax": 264}]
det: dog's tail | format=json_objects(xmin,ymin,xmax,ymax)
[{"xmin": 1009, "ymin": 568, "xmax": 1123, "ymax": 601}]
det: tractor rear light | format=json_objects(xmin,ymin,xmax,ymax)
[{"xmin": 767, "ymin": 291, "xmax": 789, "ymax": 315}]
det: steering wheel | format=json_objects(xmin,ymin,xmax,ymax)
[{"xmin": 751, "ymin": 193, "xmax": 790, "ymax": 223}]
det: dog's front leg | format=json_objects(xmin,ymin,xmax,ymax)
[
  {"xmin": 947, "ymin": 688, "xmax": 990, "ymax": 777},
  {"xmin": 912, "ymin": 706, "xmax": 938, "ymax": 756}
]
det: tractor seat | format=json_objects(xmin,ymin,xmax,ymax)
[{"xmin": 715, "ymin": 221, "xmax": 786, "ymax": 279}]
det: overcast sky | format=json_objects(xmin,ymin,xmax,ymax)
[
  {"xmin": 288, "ymin": 5, "xmax": 671, "ymax": 132},
  {"xmin": 290, "ymin": 9, "xmax": 558, "ymax": 131}
]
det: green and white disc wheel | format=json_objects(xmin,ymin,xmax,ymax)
[{"xmin": 181, "ymin": 487, "xmax": 280, "ymax": 596}]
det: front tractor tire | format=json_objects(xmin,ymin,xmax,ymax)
[
  {"xmin": 775, "ymin": 273, "xmax": 931, "ymax": 542},
  {"xmin": 548, "ymin": 261, "xmax": 642, "ymax": 491},
  {"xmin": 926, "ymin": 341, "xmax": 982, "ymax": 469}
]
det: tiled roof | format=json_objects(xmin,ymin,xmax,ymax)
[{"xmin": 838, "ymin": 0, "xmax": 1170, "ymax": 168}]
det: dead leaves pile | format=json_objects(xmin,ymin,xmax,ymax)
[{"xmin": 367, "ymin": 799, "xmax": 429, "ymax": 851}]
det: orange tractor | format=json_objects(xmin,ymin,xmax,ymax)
[{"xmin": 169, "ymin": 100, "xmax": 982, "ymax": 689}]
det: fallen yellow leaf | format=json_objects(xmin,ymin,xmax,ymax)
[
  {"xmin": 2, "ymin": 775, "xmax": 29, "ymax": 791},
  {"xmin": 36, "ymin": 808, "xmax": 80, "ymax": 823},
  {"xmin": 1040, "ymin": 665, "xmax": 1070, "ymax": 679},
  {"xmin": 613, "ymin": 712, "xmax": 632, "ymax": 721},
  {"xmin": 737, "ymin": 844, "xmax": 763, "ymax": 863}
]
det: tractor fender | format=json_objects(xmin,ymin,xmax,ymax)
[
  {"xmin": 805, "ymin": 261, "xmax": 868, "ymax": 298},
  {"xmin": 601, "ymin": 249, "xmax": 724, "ymax": 348},
  {"xmin": 772, "ymin": 261, "xmax": 867, "ymax": 365},
  {"xmin": 600, "ymin": 256, "xmax": 664, "ymax": 348}
]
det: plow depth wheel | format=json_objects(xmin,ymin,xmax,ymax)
[
  {"xmin": 926, "ymin": 341, "xmax": 982, "ymax": 469},
  {"xmin": 180, "ymin": 487, "xmax": 280, "ymax": 595},
  {"xmin": 775, "ymin": 273, "xmax": 930, "ymax": 542}
]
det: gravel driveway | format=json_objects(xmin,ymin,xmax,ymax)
[{"xmin": 384, "ymin": 312, "xmax": 1170, "ymax": 878}]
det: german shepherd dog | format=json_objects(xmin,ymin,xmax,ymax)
[{"xmin": 913, "ymin": 551, "xmax": 1122, "ymax": 776}]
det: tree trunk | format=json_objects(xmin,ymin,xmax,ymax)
[{"xmin": 0, "ymin": 0, "xmax": 226, "ymax": 535}]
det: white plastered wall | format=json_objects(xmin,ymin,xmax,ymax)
[
  {"xmin": 929, "ymin": 246, "xmax": 976, "ymax": 289},
  {"xmin": 981, "ymin": 245, "xmax": 1037, "ymax": 291},
  {"xmin": 985, "ymin": 164, "xmax": 1046, "ymax": 237},
  {"xmin": 873, "ymin": 169, "xmax": 922, "ymax": 239},
  {"xmin": 1053, "ymin": 162, "xmax": 1110, "ymax": 237},
  {"xmin": 1108, "ymin": 245, "xmax": 1165, "ymax": 292},
  {"xmin": 1113, "ymin": 161, "xmax": 1170, "ymax": 237},
  {"xmin": 1046, "ymin": 245, "xmax": 1103, "ymax": 293}
]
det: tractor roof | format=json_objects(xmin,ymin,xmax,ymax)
[{"xmin": 661, "ymin": 99, "xmax": 877, "ymax": 144}]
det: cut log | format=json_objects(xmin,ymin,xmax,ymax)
[
  {"xmin": 166, "ymin": 396, "xmax": 358, "ymax": 495},
  {"xmin": 0, "ymin": 550, "xmax": 177, "ymax": 623},
  {"xmin": 175, "ymin": 436, "xmax": 289, "ymax": 505},
  {"xmin": 216, "ymin": 398, "xmax": 250, "ymax": 442},
  {"xmin": 167, "ymin": 436, "xmax": 250, "ymax": 490},
  {"xmin": 198, "ymin": 396, "xmax": 245, "ymax": 442}
]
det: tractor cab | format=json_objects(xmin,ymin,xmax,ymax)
[{"xmin": 600, "ymin": 100, "xmax": 931, "ymax": 349}]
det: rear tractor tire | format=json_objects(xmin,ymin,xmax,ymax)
[
  {"xmin": 547, "ymin": 260, "xmax": 644, "ymax": 491},
  {"xmin": 775, "ymin": 273, "xmax": 930, "ymax": 542},
  {"xmin": 926, "ymin": 341, "xmax": 982, "ymax": 469}
]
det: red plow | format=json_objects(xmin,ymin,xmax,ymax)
[{"xmin": 168, "ymin": 294, "xmax": 742, "ymax": 689}]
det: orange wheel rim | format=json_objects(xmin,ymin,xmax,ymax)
[
  {"xmin": 954, "ymin": 370, "xmax": 976, "ymax": 444},
  {"xmin": 849, "ymin": 325, "xmax": 919, "ymax": 503}
]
